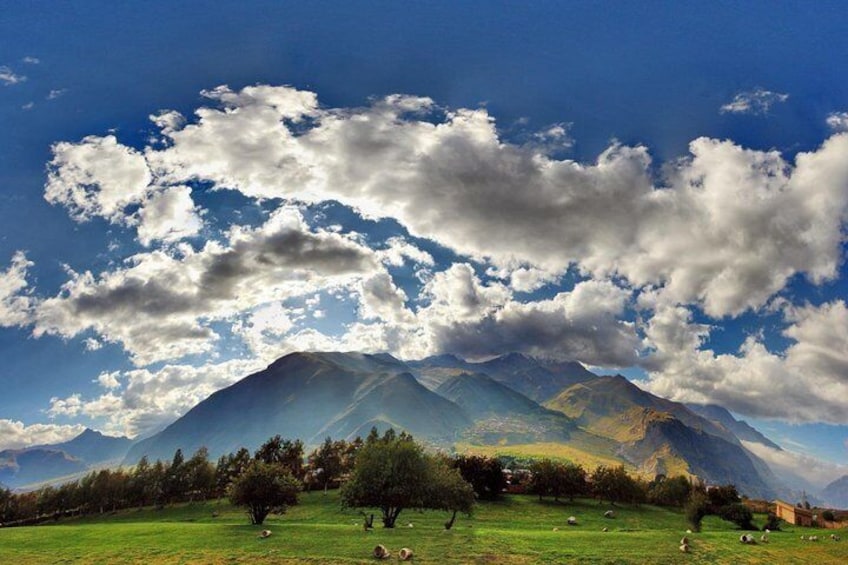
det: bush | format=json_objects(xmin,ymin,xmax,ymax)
[{"xmin": 822, "ymin": 509, "xmax": 835, "ymax": 522}]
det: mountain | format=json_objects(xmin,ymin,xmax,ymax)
[
  {"xmin": 0, "ymin": 448, "xmax": 87, "ymax": 489},
  {"xmin": 685, "ymin": 403, "xmax": 781, "ymax": 450},
  {"xmin": 0, "ymin": 428, "xmax": 133, "ymax": 489},
  {"xmin": 408, "ymin": 352, "xmax": 595, "ymax": 401},
  {"xmin": 821, "ymin": 475, "xmax": 848, "ymax": 509},
  {"xmin": 475, "ymin": 353, "xmax": 596, "ymax": 402},
  {"xmin": 124, "ymin": 352, "xmax": 469, "ymax": 464},
  {"xmin": 545, "ymin": 375, "xmax": 780, "ymax": 498},
  {"xmin": 38, "ymin": 428, "xmax": 133, "ymax": 464},
  {"xmin": 436, "ymin": 372, "xmax": 575, "ymax": 443}
]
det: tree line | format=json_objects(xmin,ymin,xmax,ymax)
[{"xmin": 1, "ymin": 428, "xmax": 754, "ymax": 531}]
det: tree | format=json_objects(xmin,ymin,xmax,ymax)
[
  {"xmin": 255, "ymin": 436, "xmax": 305, "ymax": 480},
  {"xmin": 340, "ymin": 428, "xmax": 475, "ymax": 528},
  {"xmin": 453, "ymin": 455, "xmax": 506, "ymax": 501},
  {"xmin": 590, "ymin": 465, "xmax": 643, "ymax": 505},
  {"xmin": 720, "ymin": 502, "xmax": 756, "ymax": 530},
  {"xmin": 706, "ymin": 484, "xmax": 740, "ymax": 513},
  {"xmin": 228, "ymin": 460, "xmax": 300, "ymax": 525},
  {"xmin": 308, "ymin": 437, "xmax": 345, "ymax": 493},
  {"xmin": 647, "ymin": 475, "xmax": 691, "ymax": 507},
  {"xmin": 184, "ymin": 447, "xmax": 216, "ymax": 501},
  {"xmin": 430, "ymin": 456, "xmax": 476, "ymax": 530},
  {"xmin": 685, "ymin": 490, "xmax": 709, "ymax": 532}
]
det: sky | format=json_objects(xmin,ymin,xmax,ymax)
[{"xmin": 1, "ymin": 2, "xmax": 848, "ymax": 483}]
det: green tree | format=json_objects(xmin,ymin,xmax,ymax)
[
  {"xmin": 308, "ymin": 437, "xmax": 345, "ymax": 493},
  {"xmin": 706, "ymin": 484, "xmax": 740, "ymax": 513},
  {"xmin": 255, "ymin": 436, "xmax": 305, "ymax": 480},
  {"xmin": 340, "ymin": 428, "xmax": 475, "ymax": 528},
  {"xmin": 228, "ymin": 460, "xmax": 301, "ymax": 525},
  {"xmin": 431, "ymin": 455, "xmax": 476, "ymax": 530},
  {"xmin": 184, "ymin": 447, "xmax": 216, "ymax": 501},
  {"xmin": 591, "ymin": 465, "xmax": 643, "ymax": 505},
  {"xmin": 453, "ymin": 455, "xmax": 506, "ymax": 501},
  {"xmin": 719, "ymin": 502, "xmax": 756, "ymax": 530},
  {"xmin": 647, "ymin": 475, "xmax": 691, "ymax": 507},
  {"xmin": 684, "ymin": 490, "xmax": 709, "ymax": 532}
]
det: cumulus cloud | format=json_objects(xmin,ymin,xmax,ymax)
[
  {"xmin": 640, "ymin": 300, "xmax": 848, "ymax": 424},
  {"xmin": 21, "ymin": 56, "xmax": 40, "ymax": 65},
  {"xmin": 0, "ymin": 419, "xmax": 86, "ymax": 451},
  {"xmin": 720, "ymin": 88, "xmax": 789, "ymax": 115},
  {"xmin": 114, "ymin": 85, "xmax": 848, "ymax": 317},
  {"xmin": 47, "ymin": 359, "xmax": 263, "ymax": 437},
  {"xmin": 32, "ymin": 206, "xmax": 381, "ymax": 365},
  {"xmin": 135, "ymin": 185, "xmax": 203, "ymax": 246},
  {"xmin": 0, "ymin": 65, "xmax": 26, "ymax": 85},
  {"xmin": 46, "ymin": 135, "xmax": 153, "ymax": 223},
  {"xmin": 0, "ymin": 252, "xmax": 35, "ymax": 327}
]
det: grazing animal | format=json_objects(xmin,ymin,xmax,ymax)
[
  {"xmin": 760, "ymin": 533, "xmax": 768, "ymax": 543},
  {"xmin": 407, "ymin": 523, "xmax": 413, "ymax": 528},
  {"xmin": 830, "ymin": 534, "xmax": 841, "ymax": 541},
  {"xmin": 258, "ymin": 530, "xmax": 272, "ymax": 538},
  {"xmin": 373, "ymin": 544, "xmax": 391, "ymax": 559},
  {"xmin": 680, "ymin": 537, "xmax": 689, "ymax": 545},
  {"xmin": 739, "ymin": 534, "xmax": 755, "ymax": 544},
  {"xmin": 603, "ymin": 510, "xmax": 615, "ymax": 518},
  {"xmin": 800, "ymin": 535, "xmax": 807, "ymax": 541},
  {"xmin": 552, "ymin": 527, "xmax": 559, "ymax": 531},
  {"xmin": 211, "ymin": 511, "xmax": 219, "ymax": 518},
  {"xmin": 398, "ymin": 547, "xmax": 414, "ymax": 561},
  {"xmin": 602, "ymin": 527, "xmax": 608, "ymax": 532},
  {"xmin": 686, "ymin": 529, "xmax": 693, "ymax": 534},
  {"xmin": 810, "ymin": 535, "xmax": 819, "ymax": 542},
  {"xmin": 679, "ymin": 543, "xmax": 690, "ymax": 553},
  {"xmin": 567, "ymin": 516, "xmax": 578, "ymax": 525}
]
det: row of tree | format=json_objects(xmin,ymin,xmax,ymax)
[{"xmin": 2, "ymin": 428, "xmax": 750, "ymax": 531}]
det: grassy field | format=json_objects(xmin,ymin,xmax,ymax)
[{"xmin": 0, "ymin": 491, "xmax": 845, "ymax": 564}]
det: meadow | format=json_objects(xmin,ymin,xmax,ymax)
[{"xmin": 0, "ymin": 491, "xmax": 845, "ymax": 564}]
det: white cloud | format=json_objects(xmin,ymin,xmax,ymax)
[
  {"xmin": 22, "ymin": 56, "xmax": 40, "ymax": 65},
  {"xmin": 136, "ymin": 185, "xmax": 203, "ymax": 246},
  {"xmin": 0, "ymin": 65, "xmax": 26, "ymax": 85},
  {"xmin": 47, "ymin": 88, "xmax": 67, "ymax": 100},
  {"xmin": 21, "ymin": 101, "xmax": 34, "ymax": 111},
  {"xmin": 48, "ymin": 358, "xmax": 263, "ymax": 437},
  {"xmin": 131, "ymin": 85, "xmax": 848, "ymax": 317},
  {"xmin": 826, "ymin": 111, "xmax": 848, "ymax": 132},
  {"xmin": 31, "ymin": 206, "xmax": 380, "ymax": 365},
  {"xmin": 46, "ymin": 135, "xmax": 152, "ymax": 223},
  {"xmin": 0, "ymin": 252, "xmax": 34, "ymax": 327},
  {"xmin": 720, "ymin": 88, "xmax": 789, "ymax": 115},
  {"xmin": 640, "ymin": 300, "xmax": 848, "ymax": 424},
  {"xmin": 0, "ymin": 419, "xmax": 85, "ymax": 451}
]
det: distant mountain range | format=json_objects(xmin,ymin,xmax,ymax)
[
  {"xmin": 8, "ymin": 351, "xmax": 832, "ymax": 503},
  {"xmin": 1, "ymin": 429, "xmax": 132, "ymax": 489},
  {"xmin": 822, "ymin": 475, "xmax": 848, "ymax": 508},
  {"xmin": 118, "ymin": 351, "xmax": 789, "ymax": 500}
]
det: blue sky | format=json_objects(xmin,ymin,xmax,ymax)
[{"xmin": 1, "ymin": 2, "xmax": 847, "ymax": 482}]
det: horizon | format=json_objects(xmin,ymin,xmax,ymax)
[{"xmin": 1, "ymin": 2, "xmax": 848, "ymax": 494}]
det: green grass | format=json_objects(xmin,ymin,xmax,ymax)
[{"xmin": 1, "ymin": 492, "xmax": 845, "ymax": 564}]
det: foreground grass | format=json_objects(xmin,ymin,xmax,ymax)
[{"xmin": 1, "ymin": 492, "xmax": 845, "ymax": 564}]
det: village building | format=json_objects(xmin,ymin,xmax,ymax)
[{"xmin": 774, "ymin": 500, "xmax": 814, "ymax": 527}]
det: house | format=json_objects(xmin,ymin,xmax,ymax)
[{"xmin": 774, "ymin": 500, "xmax": 814, "ymax": 527}]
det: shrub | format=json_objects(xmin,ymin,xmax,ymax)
[{"xmin": 719, "ymin": 502, "xmax": 756, "ymax": 530}]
